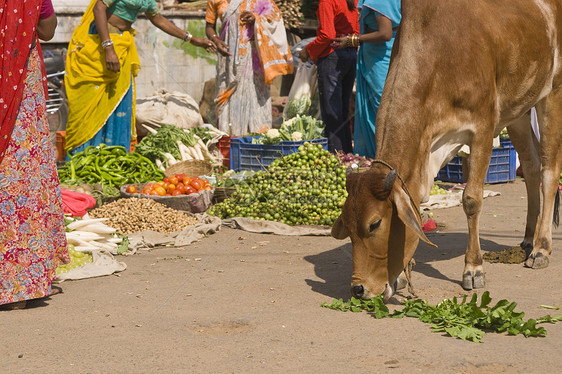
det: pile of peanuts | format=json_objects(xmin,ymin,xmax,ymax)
[{"xmin": 89, "ymin": 198, "xmax": 198, "ymax": 234}]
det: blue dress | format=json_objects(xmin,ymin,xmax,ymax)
[{"xmin": 354, "ymin": 0, "xmax": 401, "ymax": 158}]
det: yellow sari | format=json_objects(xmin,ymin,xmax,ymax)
[{"xmin": 65, "ymin": 0, "xmax": 140, "ymax": 151}]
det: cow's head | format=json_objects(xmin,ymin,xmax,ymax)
[{"xmin": 332, "ymin": 164, "xmax": 436, "ymax": 301}]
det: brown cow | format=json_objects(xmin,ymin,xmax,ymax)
[{"xmin": 332, "ymin": 0, "xmax": 562, "ymax": 301}]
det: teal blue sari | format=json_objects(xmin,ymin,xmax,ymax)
[{"xmin": 354, "ymin": 0, "xmax": 401, "ymax": 158}]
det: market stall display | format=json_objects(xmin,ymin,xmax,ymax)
[
  {"xmin": 135, "ymin": 124, "xmax": 226, "ymax": 169},
  {"xmin": 89, "ymin": 198, "xmax": 199, "ymax": 234},
  {"xmin": 209, "ymin": 142, "xmax": 347, "ymax": 226},
  {"xmin": 57, "ymin": 144, "xmax": 164, "ymax": 187}
]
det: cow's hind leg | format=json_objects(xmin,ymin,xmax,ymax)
[
  {"xmin": 461, "ymin": 129, "xmax": 495, "ymax": 290},
  {"xmin": 525, "ymin": 97, "xmax": 562, "ymax": 269},
  {"xmin": 506, "ymin": 113, "xmax": 541, "ymax": 256}
]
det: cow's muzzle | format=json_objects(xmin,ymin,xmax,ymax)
[{"xmin": 350, "ymin": 283, "xmax": 394, "ymax": 301}]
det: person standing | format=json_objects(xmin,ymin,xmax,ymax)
[
  {"xmin": 205, "ymin": 0, "xmax": 294, "ymax": 136},
  {"xmin": 65, "ymin": 0, "xmax": 216, "ymax": 154},
  {"xmin": 0, "ymin": 0, "xmax": 70, "ymax": 309},
  {"xmin": 299, "ymin": 0, "xmax": 359, "ymax": 154},
  {"xmin": 336, "ymin": 0, "xmax": 401, "ymax": 158}
]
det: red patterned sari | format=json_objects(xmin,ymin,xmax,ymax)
[{"xmin": 0, "ymin": 0, "xmax": 69, "ymax": 305}]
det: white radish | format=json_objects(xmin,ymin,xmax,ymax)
[
  {"xmin": 66, "ymin": 231, "xmax": 104, "ymax": 241},
  {"xmin": 141, "ymin": 124, "xmax": 158, "ymax": 134},
  {"xmin": 76, "ymin": 223, "xmax": 116, "ymax": 235},
  {"xmin": 67, "ymin": 218, "xmax": 109, "ymax": 231},
  {"xmin": 163, "ymin": 152, "xmax": 178, "ymax": 166}
]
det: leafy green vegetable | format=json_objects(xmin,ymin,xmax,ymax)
[
  {"xmin": 286, "ymin": 95, "xmax": 312, "ymax": 119},
  {"xmin": 321, "ymin": 291, "xmax": 562, "ymax": 343},
  {"xmin": 135, "ymin": 124, "xmax": 198, "ymax": 163}
]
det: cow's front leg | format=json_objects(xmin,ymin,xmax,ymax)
[{"xmin": 461, "ymin": 138, "xmax": 494, "ymax": 290}]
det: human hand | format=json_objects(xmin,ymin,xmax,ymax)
[
  {"xmin": 104, "ymin": 46, "xmax": 121, "ymax": 72},
  {"xmin": 240, "ymin": 11, "xmax": 255, "ymax": 25},
  {"xmin": 212, "ymin": 35, "xmax": 232, "ymax": 57},
  {"xmin": 333, "ymin": 36, "xmax": 351, "ymax": 49},
  {"xmin": 190, "ymin": 37, "xmax": 217, "ymax": 53},
  {"xmin": 298, "ymin": 47, "xmax": 309, "ymax": 63}
]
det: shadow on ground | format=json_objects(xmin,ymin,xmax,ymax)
[{"xmin": 304, "ymin": 232, "xmax": 521, "ymax": 299}]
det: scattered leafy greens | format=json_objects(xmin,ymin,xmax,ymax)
[{"xmin": 321, "ymin": 291, "xmax": 562, "ymax": 343}]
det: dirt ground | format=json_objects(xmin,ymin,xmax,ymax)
[{"xmin": 1, "ymin": 178, "xmax": 561, "ymax": 373}]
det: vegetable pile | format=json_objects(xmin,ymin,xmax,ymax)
[
  {"xmin": 56, "ymin": 245, "xmax": 93, "ymax": 275},
  {"xmin": 252, "ymin": 115, "xmax": 325, "ymax": 145},
  {"xmin": 322, "ymin": 292, "xmax": 562, "ymax": 343},
  {"xmin": 135, "ymin": 124, "xmax": 225, "ymax": 168},
  {"xmin": 64, "ymin": 216, "xmax": 127, "ymax": 254},
  {"xmin": 336, "ymin": 152, "xmax": 374, "ymax": 169},
  {"xmin": 208, "ymin": 142, "xmax": 347, "ymax": 226},
  {"xmin": 430, "ymin": 184, "xmax": 449, "ymax": 195},
  {"xmin": 126, "ymin": 174, "xmax": 212, "ymax": 196},
  {"xmin": 89, "ymin": 197, "xmax": 198, "ymax": 234},
  {"xmin": 58, "ymin": 144, "xmax": 163, "ymax": 187}
]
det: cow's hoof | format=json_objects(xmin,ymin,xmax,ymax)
[
  {"xmin": 462, "ymin": 271, "xmax": 485, "ymax": 290},
  {"xmin": 525, "ymin": 253, "xmax": 549, "ymax": 269}
]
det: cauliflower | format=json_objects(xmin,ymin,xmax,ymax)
[
  {"xmin": 266, "ymin": 129, "xmax": 280, "ymax": 138},
  {"xmin": 291, "ymin": 131, "xmax": 303, "ymax": 141}
]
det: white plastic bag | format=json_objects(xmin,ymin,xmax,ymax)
[{"xmin": 283, "ymin": 61, "xmax": 320, "ymax": 119}]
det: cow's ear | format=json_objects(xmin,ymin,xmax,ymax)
[
  {"xmin": 331, "ymin": 215, "xmax": 350, "ymax": 239},
  {"xmin": 392, "ymin": 186, "xmax": 437, "ymax": 247}
]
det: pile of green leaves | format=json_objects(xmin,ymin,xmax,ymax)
[
  {"xmin": 322, "ymin": 292, "xmax": 562, "ymax": 343},
  {"xmin": 135, "ymin": 124, "xmax": 198, "ymax": 163}
]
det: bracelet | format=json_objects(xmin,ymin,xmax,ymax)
[
  {"xmin": 183, "ymin": 31, "xmax": 193, "ymax": 43},
  {"xmin": 351, "ymin": 34, "xmax": 359, "ymax": 47},
  {"xmin": 101, "ymin": 39, "xmax": 113, "ymax": 48}
]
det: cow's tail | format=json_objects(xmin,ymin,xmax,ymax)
[{"xmin": 554, "ymin": 188, "xmax": 560, "ymax": 227}]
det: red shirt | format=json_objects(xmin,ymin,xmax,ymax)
[{"xmin": 306, "ymin": 0, "xmax": 359, "ymax": 61}]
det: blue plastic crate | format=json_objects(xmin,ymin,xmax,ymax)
[
  {"xmin": 230, "ymin": 136, "xmax": 329, "ymax": 172},
  {"xmin": 436, "ymin": 144, "xmax": 516, "ymax": 184}
]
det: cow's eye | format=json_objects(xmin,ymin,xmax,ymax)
[{"xmin": 369, "ymin": 220, "xmax": 382, "ymax": 232}]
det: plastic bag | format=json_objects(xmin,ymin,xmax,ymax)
[{"xmin": 283, "ymin": 61, "xmax": 320, "ymax": 119}]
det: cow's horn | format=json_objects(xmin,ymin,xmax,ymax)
[{"xmin": 382, "ymin": 169, "xmax": 397, "ymax": 191}]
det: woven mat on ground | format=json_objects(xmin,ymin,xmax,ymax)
[
  {"xmin": 421, "ymin": 188, "xmax": 501, "ymax": 210},
  {"xmin": 222, "ymin": 217, "xmax": 331, "ymax": 236},
  {"xmin": 54, "ymin": 251, "xmax": 127, "ymax": 282},
  {"xmin": 127, "ymin": 214, "xmax": 222, "ymax": 251}
]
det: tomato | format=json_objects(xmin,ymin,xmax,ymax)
[
  {"xmin": 157, "ymin": 181, "xmax": 166, "ymax": 186},
  {"xmin": 175, "ymin": 173, "xmax": 186, "ymax": 180},
  {"xmin": 181, "ymin": 176, "xmax": 191, "ymax": 185},
  {"xmin": 150, "ymin": 190, "xmax": 160, "ymax": 196},
  {"xmin": 185, "ymin": 186, "xmax": 197, "ymax": 195},
  {"xmin": 202, "ymin": 185, "xmax": 213, "ymax": 191},
  {"xmin": 171, "ymin": 189, "xmax": 182, "ymax": 196},
  {"xmin": 166, "ymin": 184, "xmax": 176, "ymax": 194},
  {"xmin": 163, "ymin": 177, "xmax": 169, "ymax": 183},
  {"xmin": 190, "ymin": 179, "xmax": 204, "ymax": 190},
  {"xmin": 154, "ymin": 186, "xmax": 167, "ymax": 196},
  {"xmin": 176, "ymin": 185, "xmax": 186, "ymax": 194},
  {"xmin": 169, "ymin": 176, "xmax": 179, "ymax": 185},
  {"xmin": 126, "ymin": 185, "xmax": 137, "ymax": 194},
  {"xmin": 201, "ymin": 179, "xmax": 210, "ymax": 186}
]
